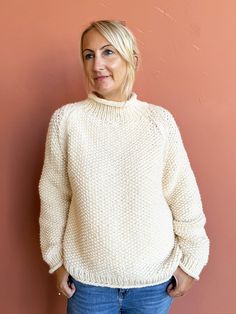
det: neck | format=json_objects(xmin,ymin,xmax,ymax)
[{"xmin": 93, "ymin": 92, "xmax": 131, "ymax": 102}]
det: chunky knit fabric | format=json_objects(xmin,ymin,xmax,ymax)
[{"xmin": 38, "ymin": 92, "xmax": 210, "ymax": 288}]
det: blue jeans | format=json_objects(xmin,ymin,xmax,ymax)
[{"xmin": 67, "ymin": 275, "xmax": 175, "ymax": 314}]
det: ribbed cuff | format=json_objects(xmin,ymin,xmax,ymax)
[
  {"xmin": 49, "ymin": 260, "xmax": 64, "ymax": 274},
  {"xmin": 179, "ymin": 255, "xmax": 205, "ymax": 280}
]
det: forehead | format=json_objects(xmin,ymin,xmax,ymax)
[{"xmin": 82, "ymin": 29, "xmax": 112, "ymax": 51}]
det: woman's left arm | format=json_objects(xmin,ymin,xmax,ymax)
[{"xmin": 162, "ymin": 110, "xmax": 210, "ymax": 297}]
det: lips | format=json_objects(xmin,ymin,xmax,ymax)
[{"xmin": 95, "ymin": 75, "xmax": 110, "ymax": 80}]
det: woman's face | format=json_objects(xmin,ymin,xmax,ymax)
[{"xmin": 82, "ymin": 29, "xmax": 127, "ymax": 101}]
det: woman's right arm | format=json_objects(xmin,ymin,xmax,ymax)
[{"xmin": 38, "ymin": 107, "xmax": 72, "ymax": 274}]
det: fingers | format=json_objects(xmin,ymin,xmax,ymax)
[
  {"xmin": 58, "ymin": 281, "xmax": 76, "ymax": 298},
  {"xmin": 167, "ymin": 275, "xmax": 185, "ymax": 298},
  {"xmin": 167, "ymin": 275, "xmax": 192, "ymax": 298},
  {"xmin": 57, "ymin": 274, "xmax": 76, "ymax": 298},
  {"xmin": 167, "ymin": 284, "xmax": 185, "ymax": 297}
]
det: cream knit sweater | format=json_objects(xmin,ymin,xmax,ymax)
[{"xmin": 38, "ymin": 92, "xmax": 210, "ymax": 288}]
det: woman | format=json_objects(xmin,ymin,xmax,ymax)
[{"xmin": 39, "ymin": 20, "xmax": 210, "ymax": 313}]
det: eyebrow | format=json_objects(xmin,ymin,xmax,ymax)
[{"xmin": 82, "ymin": 44, "xmax": 114, "ymax": 54}]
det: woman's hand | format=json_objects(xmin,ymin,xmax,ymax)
[
  {"xmin": 54, "ymin": 265, "xmax": 76, "ymax": 298},
  {"xmin": 167, "ymin": 266, "xmax": 196, "ymax": 298}
]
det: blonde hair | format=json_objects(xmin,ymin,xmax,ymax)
[{"xmin": 80, "ymin": 20, "xmax": 140, "ymax": 100}]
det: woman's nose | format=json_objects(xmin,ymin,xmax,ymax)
[{"xmin": 93, "ymin": 56, "xmax": 105, "ymax": 71}]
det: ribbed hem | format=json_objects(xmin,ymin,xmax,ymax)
[{"xmin": 63, "ymin": 248, "xmax": 183, "ymax": 289}]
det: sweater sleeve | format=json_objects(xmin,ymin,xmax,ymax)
[
  {"xmin": 38, "ymin": 107, "xmax": 72, "ymax": 274},
  {"xmin": 162, "ymin": 110, "xmax": 210, "ymax": 280}
]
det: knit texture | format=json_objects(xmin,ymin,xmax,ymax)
[{"xmin": 38, "ymin": 92, "xmax": 210, "ymax": 288}]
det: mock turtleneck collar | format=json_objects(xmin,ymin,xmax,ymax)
[
  {"xmin": 87, "ymin": 92, "xmax": 138, "ymax": 108},
  {"xmin": 81, "ymin": 91, "xmax": 149, "ymax": 124}
]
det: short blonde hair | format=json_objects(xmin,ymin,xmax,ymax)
[{"xmin": 80, "ymin": 20, "xmax": 140, "ymax": 100}]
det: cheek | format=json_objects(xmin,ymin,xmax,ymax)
[
  {"xmin": 83, "ymin": 65, "xmax": 92, "ymax": 81},
  {"xmin": 110, "ymin": 60, "xmax": 127, "ymax": 79}
]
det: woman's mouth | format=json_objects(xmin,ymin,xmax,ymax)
[{"xmin": 95, "ymin": 76, "xmax": 110, "ymax": 81}]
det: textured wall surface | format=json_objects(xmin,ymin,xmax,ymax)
[{"xmin": 1, "ymin": 1, "xmax": 235, "ymax": 313}]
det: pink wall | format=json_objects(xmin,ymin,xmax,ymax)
[{"xmin": 1, "ymin": 1, "xmax": 235, "ymax": 313}]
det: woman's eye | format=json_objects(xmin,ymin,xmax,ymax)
[
  {"xmin": 103, "ymin": 49, "xmax": 114, "ymax": 56},
  {"xmin": 84, "ymin": 53, "xmax": 93, "ymax": 60}
]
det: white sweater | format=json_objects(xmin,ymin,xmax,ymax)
[{"xmin": 38, "ymin": 92, "xmax": 210, "ymax": 288}]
